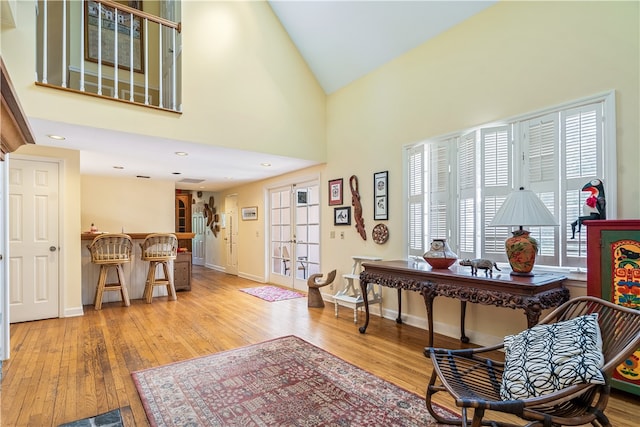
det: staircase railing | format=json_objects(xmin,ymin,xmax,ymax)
[{"xmin": 35, "ymin": 0, "xmax": 182, "ymax": 113}]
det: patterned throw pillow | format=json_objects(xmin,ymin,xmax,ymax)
[{"xmin": 500, "ymin": 313, "xmax": 605, "ymax": 400}]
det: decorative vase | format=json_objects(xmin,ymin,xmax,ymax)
[
  {"xmin": 423, "ymin": 239, "xmax": 457, "ymax": 269},
  {"xmin": 505, "ymin": 230, "xmax": 538, "ymax": 276}
]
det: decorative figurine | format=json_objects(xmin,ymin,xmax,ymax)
[
  {"xmin": 459, "ymin": 258, "xmax": 501, "ymax": 276},
  {"xmin": 350, "ymin": 175, "xmax": 366, "ymax": 240},
  {"xmin": 571, "ymin": 179, "xmax": 606, "ymax": 239}
]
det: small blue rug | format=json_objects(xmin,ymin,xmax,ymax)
[{"xmin": 58, "ymin": 408, "xmax": 123, "ymax": 427}]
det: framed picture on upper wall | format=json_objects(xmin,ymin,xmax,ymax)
[
  {"xmin": 241, "ymin": 206, "xmax": 258, "ymax": 221},
  {"xmin": 374, "ymin": 171, "xmax": 388, "ymax": 220},
  {"xmin": 328, "ymin": 178, "xmax": 343, "ymax": 206},
  {"xmin": 85, "ymin": 0, "xmax": 145, "ymax": 73}
]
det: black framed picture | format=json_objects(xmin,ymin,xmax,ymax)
[
  {"xmin": 374, "ymin": 171, "xmax": 388, "ymax": 220},
  {"xmin": 334, "ymin": 207, "xmax": 351, "ymax": 226},
  {"xmin": 297, "ymin": 189, "xmax": 308, "ymax": 205}
]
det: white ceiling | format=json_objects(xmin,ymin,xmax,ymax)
[
  {"xmin": 268, "ymin": 1, "xmax": 496, "ymax": 94},
  {"xmin": 30, "ymin": 0, "xmax": 496, "ymax": 192}
]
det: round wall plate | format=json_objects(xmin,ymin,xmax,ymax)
[{"xmin": 372, "ymin": 223, "xmax": 389, "ymax": 244}]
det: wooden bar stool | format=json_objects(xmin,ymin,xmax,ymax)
[
  {"xmin": 141, "ymin": 233, "xmax": 178, "ymax": 303},
  {"xmin": 87, "ymin": 234, "xmax": 133, "ymax": 310}
]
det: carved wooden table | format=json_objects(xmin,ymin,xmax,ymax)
[{"xmin": 359, "ymin": 260, "xmax": 569, "ymax": 346}]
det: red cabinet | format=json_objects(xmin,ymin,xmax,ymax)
[{"xmin": 586, "ymin": 220, "xmax": 640, "ymax": 396}]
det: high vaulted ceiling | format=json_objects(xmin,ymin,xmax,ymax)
[{"xmin": 31, "ymin": 1, "xmax": 496, "ymax": 191}]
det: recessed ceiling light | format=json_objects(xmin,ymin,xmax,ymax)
[
  {"xmin": 47, "ymin": 134, "xmax": 66, "ymax": 140},
  {"xmin": 260, "ymin": 162, "xmax": 271, "ymax": 167},
  {"xmin": 175, "ymin": 151, "xmax": 188, "ymax": 156},
  {"xmin": 113, "ymin": 166, "xmax": 124, "ymax": 169}
]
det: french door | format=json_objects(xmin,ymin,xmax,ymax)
[{"xmin": 269, "ymin": 181, "xmax": 320, "ymax": 290}]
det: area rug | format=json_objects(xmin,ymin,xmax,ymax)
[
  {"xmin": 132, "ymin": 335, "xmax": 457, "ymax": 426},
  {"xmin": 239, "ymin": 285, "xmax": 305, "ymax": 302}
]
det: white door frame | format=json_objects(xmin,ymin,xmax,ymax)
[
  {"xmin": 266, "ymin": 174, "xmax": 321, "ymax": 290},
  {"xmin": 0, "ymin": 159, "xmax": 8, "ymax": 360}
]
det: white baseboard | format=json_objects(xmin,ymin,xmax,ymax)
[
  {"xmin": 205, "ymin": 263, "xmax": 225, "ymax": 272},
  {"xmin": 63, "ymin": 306, "xmax": 84, "ymax": 318},
  {"xmin": 238, "ymin": 272, "xmax": 265, "ymax": 283}
]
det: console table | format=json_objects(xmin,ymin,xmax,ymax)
[{"xmin": 359, "ymin": 260, "xmax": 569, "ymax": 346}]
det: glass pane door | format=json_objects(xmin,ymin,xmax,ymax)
[{"xmin": 269, "ymin": 181, "xmax": 320, "ymax": 290}]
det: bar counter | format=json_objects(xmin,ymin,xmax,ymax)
[{"xmin": 81, "ymin": 232, "xmax": 195, "ymax": 306}]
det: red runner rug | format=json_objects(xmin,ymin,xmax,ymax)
[
  {"xmin": 239, "ymin": 285, "xmax": 305, "ymax": 302},
  {"xmin": 132, "ymin": 335, "xmax": 457, "ymax": 426}
]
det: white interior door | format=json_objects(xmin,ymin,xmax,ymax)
[
  {"xmin": 8, "ymin": 157, "xmax": 60, "ymax": 323},
  {"xmin": 192, "ymin": 211, "xmax": 205, "ymax": 266},
  {"xmin": 225, "ymin": 195, "xmax": 238, "ymax": 275},
  {"xmin": 269, "ymin": 181, "xmax": 320, "ymax": 290}
]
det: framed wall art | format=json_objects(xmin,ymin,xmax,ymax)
[
  {"xmin": 241, "ymin": 206, "xmax": 258, "ymax": 221},
  {"xmin": 328, "ymin": 178, "xmax": 343, "ymax": 206},
  {"xmin": 374, "ymin": 171, "xmax": 388, "ymax": 220},
  {"xmin": 85, "ymin": 0, "xmax": 144, "ymax": 73},
  {"xmin": 334, "ymin": 207, "xmax": 351, "ymax": 226}
]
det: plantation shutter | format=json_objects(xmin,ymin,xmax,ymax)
[
  {"xmin": 522, "ymin": 113, "xmax": 559, "ymax": 265},
  {"xmin": 407, "ymin": 145, "xmax": 424, "ymax": 257},
  {"xmin": 562, "ymin": 103, "xmax": 603, "ymax": 267},
  {"xmin": 427, "ymin": 141, "xmax": 450, "ymax": 241},
  {"xmin": 480, "ymin": 125, "xmax": 511, "ymax": 260},
  {"xmin": 457, "ymin": 132, "xmax": 476, "ymax": 259}
]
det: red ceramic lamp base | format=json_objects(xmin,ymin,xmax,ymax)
[{"xmin": 505, "ymin": 230, "xmax": 538, "ymax": 276}]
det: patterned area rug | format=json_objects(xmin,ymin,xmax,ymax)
[
  {"xmin": 132, "ymin": 336, "xmax": 457, "ymax": 426},
  {"xmin": 239, "ymin": 285, "xmax": 305, "ymax": 302}
]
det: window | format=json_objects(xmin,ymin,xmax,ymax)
[{"xmin": 407, "ymin": 92, "xmax": 616, "ymax": 270}]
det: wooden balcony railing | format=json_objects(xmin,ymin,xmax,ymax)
[{"xmin": 35, "ymin": 0, "xmax": 181, "ymax": 113}]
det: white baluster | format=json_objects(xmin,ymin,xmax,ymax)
[
  {"xmin": 144, "ymin": 18, "xmax": 149, "ymax": 105},
  {"xmin": 113, "ymin": 7, "xmax": 119, "ymax": 99},
  {"xmin": 171, "ymin": 29, "xmax": 176, "ymax": 111},
  {"xmin": 129, "ymin": 11, "xmax": 134, "ymax": 102},
  {"xmin": 80, "ymin": 0, "xmax": 85, "ymax": 92},
  {"xmin": 42, "ymin": 0, "xmax": 48, "ymax": 84},
  {"xmin": 97, "ymin": 1, "xmax": 102, "ymax": 95},
  {"xmin": 61, "ymin": 0, "xmax": 67, "ymax": 87},
  {"xmin": 158, "ymin": 24, "xmax": 163, "ymax": 108}
]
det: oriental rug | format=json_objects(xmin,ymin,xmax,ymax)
[
  {"xmin": 239, "ymin": 285, "xmax": 305, "ymax": 302},
  {"xmin": 132, "ymin": 336, "xmax": 457, "ymax": 426}
]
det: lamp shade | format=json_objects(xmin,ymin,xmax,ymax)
[{"xmin": 489, "ymin": 188, "xmax": 558, "ymax": 227}]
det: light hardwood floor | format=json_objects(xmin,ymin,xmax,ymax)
[{"xmin": 2, "ymin": 266, "xmax": 638, "ymax": 426}]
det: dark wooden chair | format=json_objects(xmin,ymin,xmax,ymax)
[{"xmin": 424, "ymin": 296, "xmax": 640, "ymax": 427}]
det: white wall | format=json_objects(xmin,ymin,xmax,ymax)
[
  {"xmin": 81, "ymin": 175, "xmax": 174, "ymax": 233},
  {"xmin": 1, "ymin": 1, "xmax": 326, "ymax": 162}
]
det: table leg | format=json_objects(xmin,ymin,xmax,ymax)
[
  {"xmin": 396, "ymin": 289, "xmax": 403, "ymax": 324},
  {"xmin": 460, "ymin": 301, "xmax": 469, "ymax": 343},
  {"xmin": 358, "ymin": 278, "xmax": 370, "ymax": 334},
  {"xmin": 525, "ymin": 302, "xmax": 542, "ymax": 328},
  {"xmin": 421, "ymin": 288, "xmax": 436, "ymax": 347}
]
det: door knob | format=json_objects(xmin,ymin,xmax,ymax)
[{"xmin": 50, "ymin": 246, "xmax": 57, "ymax": 252}]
